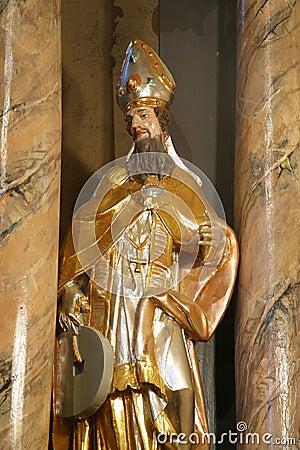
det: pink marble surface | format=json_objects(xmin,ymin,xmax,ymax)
[
  {"xmin": 0, "ymin": 0, "xmax": 61, "ymax": 447},
  {"xmin": 235, "ymin": 0, "xmax": 299, "ymax": 448}
]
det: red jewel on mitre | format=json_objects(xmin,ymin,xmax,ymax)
[{"xmin": 126, "ymin": 74, "xmax": 141, "ymax": 93}]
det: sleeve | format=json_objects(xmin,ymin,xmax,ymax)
[{"xmin": 151, "ymin": 222, "xmax": 239, "ymax": 341}]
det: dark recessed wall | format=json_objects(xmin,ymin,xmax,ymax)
[{"xmin": 160, "ymin": 1, "xmax": 237, "ymax": 446}]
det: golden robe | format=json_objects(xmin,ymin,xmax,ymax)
[{"xmin": 52, "ymin": 164, "xmax": 239, "ymax": 450}]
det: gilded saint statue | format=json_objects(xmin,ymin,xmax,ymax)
[{"xmin": 52, "ymin": 40, "xmax": 239, "ymax": 450}]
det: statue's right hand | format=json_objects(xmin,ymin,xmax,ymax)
[{"xmin": 58, "ymin": 284, "xmax": 87, "ymax": 336}]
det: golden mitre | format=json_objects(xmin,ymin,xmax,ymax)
[{"xmin": 116, "ymin": 39, "xmax": 176, "ymax": 114}]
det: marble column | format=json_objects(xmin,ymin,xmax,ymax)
[
  {"xmin": 235, "ymin": 1, "xmax": 299, "ymax": 449},
  {"xmin": 0, "ymin": 1, "xmax": 61, "ymax": 448}
]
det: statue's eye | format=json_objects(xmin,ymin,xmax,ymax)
[{"xmin": 141, "ymin": 113, "xmax": 148, "ymax": 119}]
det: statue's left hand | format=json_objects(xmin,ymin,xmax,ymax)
[{"xmin": 149, "ymin": 290, "xmax": 209, "ymax": 341}]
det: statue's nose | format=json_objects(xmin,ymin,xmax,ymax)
[{"xmin": 131, "ymin": 114, "xmax": 142, "ymax": 128}]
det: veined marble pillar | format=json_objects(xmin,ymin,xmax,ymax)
[
  {"xmin": 0, "ymin": 1, "xmax": 61, "ymax": 448},
  {"xmin": 235, "ymin": 1, "xmax": 299, "ymax": 449}
]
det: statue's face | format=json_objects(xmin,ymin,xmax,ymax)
[{"xmin": 126, "ymin": 106, "xmax": 162, "ymax": 141}]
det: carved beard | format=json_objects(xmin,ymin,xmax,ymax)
[
  {"xmin": 134, "ymin": 136, "xmax": 166, "ymax": 154},
  {"xmin": 126, "ymin": 137, "xmax": 175, "ymax": 181}
]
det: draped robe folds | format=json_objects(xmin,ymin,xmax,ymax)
[{"xmin": 52, "ymin": 164, "xmax": 239, "ymax": 450}]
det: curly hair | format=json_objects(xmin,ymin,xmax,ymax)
[{"xmin": 154, "ymin": 106, "xmax": 172, "ymax": 137}]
